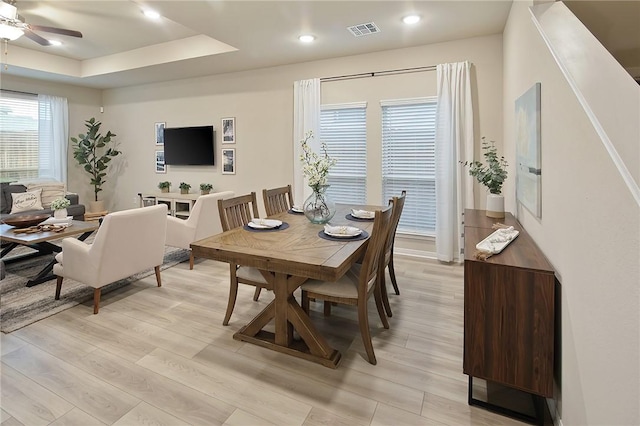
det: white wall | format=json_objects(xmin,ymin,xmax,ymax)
[{"xmin": 503, "ymin": 2, "xmax": 640, "ymax": 425}]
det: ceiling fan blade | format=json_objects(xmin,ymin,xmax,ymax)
[
  {"xmin": 28, "ymin": 25, "xmax": 82, "ymax": 38},
  {"xmin": 23, "ymin": 29, "xmax": 51, "ymax": 46}
]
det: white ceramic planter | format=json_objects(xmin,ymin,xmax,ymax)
[
  {"xmin": 486, "ymin": 194, "xmax": 505, "ymax": 218},
  {"xmin": 53, "ymin": 208, "xmax": 67, "ymax": 219}
]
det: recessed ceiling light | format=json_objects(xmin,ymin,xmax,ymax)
[
  {"xmin": 143, "ymin": 9, "xmax": 161, "ymax": 20},
  {"xmin": 403, "ymin": 15, "xmax": 421, "ymax": 25},
  {"xmin": 298, "ymin": 34, "xmax": 315, "ymax": 43},
  {"xmin": 48, "ymin": 40, "xmax": 62, "ymax": 46}
]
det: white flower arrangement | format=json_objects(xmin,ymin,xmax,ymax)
[
  {"xmin": 300, "ymin": 131, "xmax": 336, "ymax": 192},
  {"xmin": 50, "ymin": 197, "xmax": 71, "ymax": 210}
]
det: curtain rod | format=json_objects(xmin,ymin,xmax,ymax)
[
  {"xmin": 320, "ymin": 65, "xmax": 436, "ymax": 82},
  {"xmin": 1, "ymin": 89, "xmax": 37, "ymax": 96}
]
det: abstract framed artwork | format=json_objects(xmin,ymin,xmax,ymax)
[
  {"xmin": 155, "ymin": 150, "xmax": 166, "ymax": 173},
  {"xmin": 515, "ymin": 82, "xmax": 542, "ymax": 218},
  {"xmin": 155, "ymin": 122, "xmax": 165, "ymax": 145},
  {"xmin": 222, "ymin": 117, "xmax": 235, "ymax": 144},
  {"xmin": 222, "ymin": 148, "xmax": 235, "ymax": 174}
]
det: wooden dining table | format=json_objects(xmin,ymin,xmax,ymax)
[{"xmin": 190, "ymin": 203, "xmax": 380, "ymax": 368}]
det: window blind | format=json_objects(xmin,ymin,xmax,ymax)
[
  {"xmin": 0, "ymin": 91, "xmax": 39, "ymax": 182},
  {"xmin": 320, "ymin": 103, "xmax": 367, "ymax": 204},
  {"xmin": 382, "ymin": 97, "xmax": 437, "ymax": 236}
]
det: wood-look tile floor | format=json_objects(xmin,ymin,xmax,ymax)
[{"xmin": 1, "ymin": 256, "xmax": 526, "ymax": 425}]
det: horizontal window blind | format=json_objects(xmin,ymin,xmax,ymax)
[
  {"xmin": 382, "ymin": 98, "xmax": 437, "ymax": 235},
  {"xmin": 0, "ymin": 91, "xmax": 39, "ymax": 182},
  {"xmin": 320, "ymin": 104, "xmax": 367, "ymax": 204}
]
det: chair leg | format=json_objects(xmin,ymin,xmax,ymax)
[
  {"xmin": 357, "ymin": 300, "xmax": 377, "ymax": 365},
  {"xmin": 93, "ymin": 288, "xmax": 101, "ymax": 314},
  {"xmin": 223, "ymin": 266, "xmax": 239, "ymax": 326},
  {"xmin": 301, "ymin": 290, "xmax": 310, "ymax": 313},
  {"xmin": 154, "ymin": 266, "xmax": 162, "ymax": 287},
  {"xmin": 374, "ymin": 276, "xmax": 390, "ymax": 330},
  {"xmin": 55, "ymin": 276, "xmax": 63, "ymax": 300},
  {"xmin": 253, "ymin": 287, "xmax": 262, "ymax": 301},
  {"xmin": 323, "ymin": 301, "xmax": 332, "ymax": 316},
  {"xmin": 389, "ymin": 253, "xmax": 399, "ymax": 295},
  {"xmin": 380, "ymin": 270, "xmax": 393, "ymax": 317},
  {"xmin": 189, "ymin": 252, "xmax": 194, "ymax": 270}
]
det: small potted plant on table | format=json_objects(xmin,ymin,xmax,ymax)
[
  {"xmin": 179, "ymin": 182, "xmax": 191, "ymax": 195},
  {"xmin": 462, "ymin": 136, "xmax": 508, "ymax": 218},
  {"xmin": 51, "ymin": 197, "xmax": 71, "ymax": 219},
  {"xmin": 158, "ymin": 181, "xmax": 171, "ymax": 193},
  {"xmin": 200, "ymin": 183, "xmax": 213, "ymax": 195}
]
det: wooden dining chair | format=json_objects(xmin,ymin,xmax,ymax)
[
  {"xmin": 262, "ymin": 184, "xmax": 294, "ymax": 216},
  {"xmin": 217, "ymin": 192, "xmax": 272, "ymax": 325},
  {"xmin": 379, "ymin": 190, "xmax": 406, "ymax": 317},
  {"xmin": 301, "ymin": 204, "xmax": 393, "ymax": 365}
]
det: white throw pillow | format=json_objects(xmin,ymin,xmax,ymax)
[
  {"xmin": 26, "ymin": 182, "xmax": 66, "ymax": 209},
  {"xmin": 10, "ymin": 188, "xmax": 44, "ymax": 214}
]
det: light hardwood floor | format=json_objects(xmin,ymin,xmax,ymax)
[{"xmin": 1, "ymin": 256, "xmax": 525, "ymax": 426}]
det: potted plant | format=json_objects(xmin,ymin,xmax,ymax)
[
  {"xmin": 179, "ymin": 182, "xmax": 191, "ymax": 195},
  {"xmin": 51, "ymin": 197, "xmax": 71, "ymax": 219},
  {"xmin": 462, "ymin": 137, "xmax": 509, "ymax": 218},
  {"xmin": 158, "ymin": 181, "xmax": 171, "ymax": 193},
  {"xmin": 199, "ymin": 183, "xmax": 213, "ymax": 195},
  {"xmin": 71, "ymin": 118, "xmax": 121, "ymax": 213}
]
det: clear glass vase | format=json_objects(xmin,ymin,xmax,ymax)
[{"xmin": 303, "ymin": 185, "xmax": 336, "ymax": 224}]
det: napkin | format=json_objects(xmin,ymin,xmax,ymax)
[
  {"xmin": 324, "ymin": 225, "xmax": 362, "ymax": 236},
  {"xmin": 291, "ymin": 205, "xmax": 304, "ymax": 212},
  {"xmin": 248, "ymin": 218, "xmax": 282, "ymax": 229},
  {"xmin": 350, "ymin": 209, "xmax": 375, "ymax": 219}
]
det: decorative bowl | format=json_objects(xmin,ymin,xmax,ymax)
[{"xmin": 1, "ymin": 213, "xmax": 51, "ymax": 228}]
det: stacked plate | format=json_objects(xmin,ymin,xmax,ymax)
[
  {"xmin": 248, "ymin": 219, "xmax": 283, "ymax": 229},
  {"xmin": 323, "ymin": 224, "xmax": 362, "ymax": 238},
  {"xmin": 350, "ymin": 209, "xmax": 375, "ymax": 219}
]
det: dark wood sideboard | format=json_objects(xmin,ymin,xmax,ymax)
[{"xmin": 463, "ymin": 209, "xmax": 555, "ymax": 423}]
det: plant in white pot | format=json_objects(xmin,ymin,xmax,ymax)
[
  {"xmin": 462, "ymin": 137, "xmax": 509, "ymax": 218},
  {"xmin": 199, "ymin": 183, "xmax": 213, "ymax": 195},
  {"xmin": 179, "ymin": 182, "xmax": 191, "ymax": 195},
  {"xmin": 71, "ymin": 118, "xmax": 121, "ymax": 213},
  {"xmin": 51, "ymin": 197, "xmax": 71, "ymax": 219}
]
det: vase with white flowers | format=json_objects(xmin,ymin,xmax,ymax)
[
  {"xmin": 300, "ymin": 131, "xmax": 337, "ymax": 224},
  {"xmin": 51, "ymin": 197, "xmax": 71, "ymax": 219}
]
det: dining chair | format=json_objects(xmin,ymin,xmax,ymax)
[
  {"xmin": 217, "ymin": 192, "xmax": 272, "ymax": 325},
  {"xmin": 262, "ymin": 184, "xmax": 294, "ymax": 216},
  {"xmin": 301, "ymin": 204, "xmax": 393, "ymax": 365},
  {"xmin": 379, "ymin": 190, "xmax": 406, "ymax": 317}
]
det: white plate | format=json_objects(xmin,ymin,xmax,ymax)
[
  {"xmin": 291, "ymin": 206, "xmax": 304, "ymax": 213},
  {"xmin": 325, "ymin": 230, "xmax": 362, "ymax": 238},
  {"xmin": 475, "ymin": 228, "xmax": 519, "ymax": 254},
  {"xmin": 248, "ymin": 219, "xmax": 282, "ymax": 229},
  {"xmin": 350, "ymin": 209, "xmax": 374, "ymax": 219}
]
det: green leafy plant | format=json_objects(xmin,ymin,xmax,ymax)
[
  {"xmin": 179, "ymin": 182, "xmax": 191, "ymax": 191},
  {"xmin": 71, "ymin": 118, "xmax": 121, "ymax": 202},
  {"xmin": 462, "ymin": 137, "xmax": 508, "ymax": 195},
  {"xmin": 158, "ymin": 181, "xmax": 171, "ymax": 190},
  {"xmin": 199, "ymin": 183, "xmax": 213, "ymax": 191},
  {"xmin": 50, "ymin": 197, "xmax": 71, "ymax": 210}
]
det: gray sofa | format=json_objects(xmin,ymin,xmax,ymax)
[{"xmin": 0, "ymin": 183, "xmax": 85, "ymax": 221}]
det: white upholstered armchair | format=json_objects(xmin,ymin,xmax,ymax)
[
  {"xmin": 53, "ymin": 204, "xmax": 168, "ymax": 314},
  {"xmin": 165, "ymin": 191, "xmax": 234, "ymax": 269}
]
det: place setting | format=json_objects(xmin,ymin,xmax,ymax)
[
  {"xmin": 318, "ymin": 224, "xmax": 369, "ymax": 241},
  {"xmin": 345, "ymin": 208, "xmax": 375, "ymax": 222},
  {"xmin": 243, "ymin": 218, "xmax": 289, "ymax": 232},
  {"xmin": 288, "ymin": 205, "xmax": 304, "ymax": 215}
]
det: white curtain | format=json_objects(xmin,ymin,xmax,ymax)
[
  {"xmin": 38, "ymin": 95, "xmax": 69, "ymax": 184},
  {"xmin": 292, "ymin": 78, "xmax": 320, "ymax": 205},
  {"xmin": 435, "ymin": 61, "xmax": 474, "ymax": 262}
]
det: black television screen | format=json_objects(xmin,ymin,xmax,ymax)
[{"xmin": 163, "ymin": 125, "xmax": 214, "ymax": 165}]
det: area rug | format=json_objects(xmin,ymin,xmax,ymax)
[{"xmin": 0, "ymin": 245, "xmax": 190, "ymax": 333}]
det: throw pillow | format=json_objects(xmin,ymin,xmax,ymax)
[
  {"xmin": 26, "ymin": 182, "xmax": 66, "ymax": 209},
  {"xmin": 10, "ymin": 188, "xmax": 44, "ymax": 214}
]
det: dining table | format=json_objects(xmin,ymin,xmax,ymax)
[{"xmin": 190, "ymin": 203, "xmax": 381, "ymax": 368}]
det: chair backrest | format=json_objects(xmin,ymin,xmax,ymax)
[
  {"xmin": 89, "ymin": 204, "xmax": 168, "ymax": 285},
  {"xmin": 383, "ymin": 190, "xmax": 406, "ymax": 258},
  {"xmin": 262, "ymin": 184, "xmax": 294, "ymax": 216},
  {"xmin": 218, "ymin": 192, "xmax": 260, "ymax": 231},
  {"xmin": 357, "ymin": 204, "xmax": 393, "ymax": 297},
  {"xmin": 188, "ymin": 191, "xmax": 235, "ymax": 241}
]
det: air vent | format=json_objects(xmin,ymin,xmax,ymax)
[{"xmin": 348, "ymin": 22, "xmax": 381, "ymax": 37}]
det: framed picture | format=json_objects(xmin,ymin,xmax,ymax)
[
  {"xmin": 222, "ymin": 148, "xmax": 235, "ymax": 174},
  {"xmin": 222, "ymin": 117, "xmax": 235, "ymax": 144},
  {"xmin": 155, "ymin": 122, "xmax": 165, "ymax": 145},
  {"xmin": 155, "ymin": 150, "xmax": 166, "ymax": 173},
  {"xmin": 515, "ymin": 82, "xmax": 542, "ymax": 218}
]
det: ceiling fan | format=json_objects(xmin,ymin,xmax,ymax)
[{"xmin": 0, "ymin": 0, "xmax": 82, "ymax": 46}]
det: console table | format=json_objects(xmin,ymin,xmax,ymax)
[
  {"xmin": 139, "ymin": 192, "xmax": 199, "ymax": 219},
  {"xmin": 463, "ymin": 209, "xmax": 555, "ymax": 425}
]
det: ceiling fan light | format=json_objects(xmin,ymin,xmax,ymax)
[
  {"xmin": 0, "ymin": 23, "xmax": 24, "ymax": 41},
  {"xmin": 143, "ymin": 10, "xmax": 161, "ymax": 20},
  {"xmin": 48, "ymin": 40, "xmax": 62, "ymax": 46}
]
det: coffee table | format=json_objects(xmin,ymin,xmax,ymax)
[{"xmin": 0, "ymin": 220, "xmax": 99, "ymax": 287}]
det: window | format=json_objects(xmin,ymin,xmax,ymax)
[
  {"xmin": 382, "ymin": 97, "xmax": 437, "ymax": 236},
  {"xmin": 0, "ymin": 91, "xmax": 39, "ymax": 182},
  {"xmin": 320, "ymin": 103, "xmax": 367, "ymax": 204}
]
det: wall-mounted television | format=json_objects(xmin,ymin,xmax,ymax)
[{"xmin": 163, "ymin": 125, "xmax": 214, "ymax": 166}]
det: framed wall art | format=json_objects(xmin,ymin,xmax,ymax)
[
  {"xmin": 222, "ymin": 117, "xmax": 235, "ymax": 144},
  {"xmin": 155, "ymin": 122, "xmax": 165, "ymax": 145},
  {"xmin": 515, "ymin": 82, "xmax": 542, "ymax": 218},
  {"xmin": 222, "ymin": 148, "xmax": 235, "ymax": 174},
  {"xmin": 155, "ymin": 150, "xmax": 166, "ymax": 173}
]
